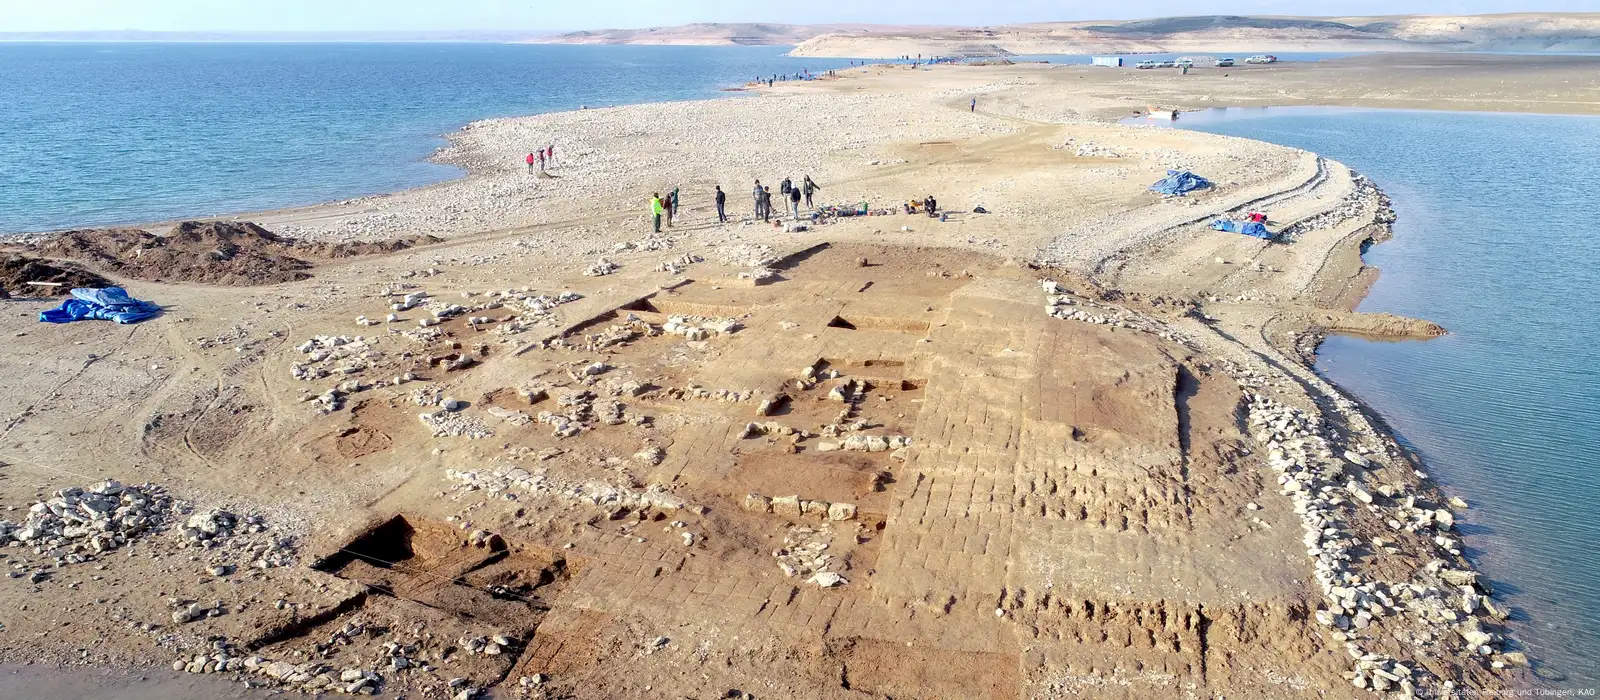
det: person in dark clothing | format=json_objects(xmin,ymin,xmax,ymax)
[
  {"xmin": 752, "ymin": 180, "xmax": 764, "ymax": 219},
  {"xmin": 761, "ymin": 187, "xmax": 773, "ymax": 222},
  {"xmin": 780, "ymin": 177, "xmax": 792, "ymax": 199},
  {"xmin": 801, "ymin": 175, "xmax": 819, "ymax": 208},
  {"xmin": 788, "ymin": 185, "xmax": 802, "ymax": 220},
  {"xmin": 924, "ymin": 195, "xmax": 938, "ymax": 217},
  {"xmin": 665, "ymin": 187, "xmax": 679, "ymax": 227},
  {"xmin": 715, "ymin": 186, "xmax": 727, "ymax": 223},
  {"xmin": 970, "ymin": 98, "xmax": 976, "ymax": 112}
]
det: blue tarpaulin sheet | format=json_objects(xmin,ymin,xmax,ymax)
[
  {"xmin": 1211, "ymin": 219, "xmax": 1274, "ymax": 240},
  {"xmin": 1150, "ymin": 170, "xmax": 1212, "ymax": 196},
  {"xmin": 39, "ymin": 287, "xmax": 161, "ymax": 325}
]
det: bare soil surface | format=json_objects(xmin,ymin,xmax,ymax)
[{"xmin": 0, "ymin": 59, "xmax": 1536, "ymax": 699}]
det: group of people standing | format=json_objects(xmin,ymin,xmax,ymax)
[
  {"xmin": 646, "ymin": 176, "xmax": 820, "ymax": 232},
  {"xmin": 752, "ymin": 175, "xmax": 819, "ymax": 222},
  {"xmin": 525, "ymin": 144, "xmax": 556, "ymax": 173},
  {"xmin": 649, "ymin": 187, "xmax": 681, "ymax": 233}
]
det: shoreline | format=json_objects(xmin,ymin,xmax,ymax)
[
  {"xmin": 0, "ymin": 55, "xmax": 1545, "ymax": 696},
  {"xmin": 15, "ymin": 54, "xmax": 1600, "ymax": 240}
]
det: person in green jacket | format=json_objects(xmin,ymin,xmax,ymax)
[{"xmin": 650, "ymin": 193, "xmax": 664, "ymax": 233}]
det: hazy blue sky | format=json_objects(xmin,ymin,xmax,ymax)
[{"xmin": 3, "ymin": 0, "xmax": 1598, "ymax": 32}]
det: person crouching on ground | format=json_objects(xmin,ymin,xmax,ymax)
[{"xmin": 650, "ymin": 193, "xmax": 664, "ymax": 233}]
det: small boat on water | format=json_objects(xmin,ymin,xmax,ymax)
[
  {"xmin": 1147, "ymin": 107, "xmax": 1178, "ymax": 120},
  {"xmin": 1245, "ymin": 54, "xmax": 1278, "ymax": 64}
]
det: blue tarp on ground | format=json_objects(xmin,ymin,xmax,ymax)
[
  {"xmin": 1150, "ymin": 170, "xmax": 1212, "ymax": 196},
  {"xmin": 39, "ymin": 287, "xmax": 161, "ymax": 325},
  {"xmin": 1211, "ymin": 219, "xmax": 1274, "ymax": 240}
]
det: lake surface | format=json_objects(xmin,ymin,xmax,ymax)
[
  {"xmin": 1161, "ymin": 107, "xmax": 1600, "ymax": 687},
  {"xmin": 0, "ymin": 43, "xmax": 848, "ymax": 233}
]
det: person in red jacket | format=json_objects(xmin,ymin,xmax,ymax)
[{"xmin": 525, "ymin": 152, "xmax": 536, "ymax": 173}]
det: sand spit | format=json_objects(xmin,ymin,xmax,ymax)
[{"xmin": 0, "ymin": 60, "xmax": 1540, "ymax": 698}]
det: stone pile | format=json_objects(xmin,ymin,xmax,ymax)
[
  {"xmin": 583, "ymin": 317, "xmax": 654, "ymax": 351},
  {"xmin": 292, "ymin": 336, "xmax": 378, "ymax": 382},
  {"xmin": 175, "ymin": 507, "xmax": 298, "ymax": 571},
  {"xmin": 419, "ymin": 402, "xmax": 494, "ymax": 439},
  {"xmin": 1245, "ymin": 393, "xmax": 1507, "ymax": 697},
  {"xmin": 446, "ymin": 466, "xmax": 687, "ymax": 512},
  {"xmin": 0, "ymin": 481, "xmax": 173, "ymax": 563},
  {"xmin": 743, "ymin": 493, "xmax": 856, "ymax": 522},
  {"xmin": 457, "ymin": 633, "xmax": 515, "ymax": 656},
  {"xmin": 582, "ymin": 258, "xmax": 619, "ymax": 276},
  {"xmin": 662, "ymin": 315, "xmax": 741, "ymax": 341},
  {"xmin": 670, "ymin": 385, "xmax": 755, "ymax": 403},
  {"xmin": 183, "ymin": 654, "xmax": 386, "ymax": 695},
  {"xmin": 656, "ymin": 253, "xmax": 703, "ymax": 274},
  {"xmin": 741, "ymin": 421, "xmax": 807, "ymax": 439},
  {"xmin": 770, "ymin": 524, "xmax": 847, "ymax": 586},
  {"xmin": 815, "ymin": 434, "xmax": 911, "ymax": 453},
  {"xmin": 1279, "ymin": 172, "xmax": 1389, "ymax": 243},
  {"xmin": 1039, "ymin": 279, "xmax": 1196, "ymax": 348}
]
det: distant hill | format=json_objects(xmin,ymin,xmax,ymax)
[
  {"xmin": 529, "ymin": 23, "xmax": 924, "ymax": 47},
  {"xmin": 788, "ymin": 13, "xmax": 1600, "ymax": 57}
]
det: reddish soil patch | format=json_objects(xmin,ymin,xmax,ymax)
[
  {"xmin": 0, "ymin": 254, "xmax": 112, "ymax": 297},
  {"xmin": 17, "ymin": 221, "xmax": 439, "ymax": 287}
]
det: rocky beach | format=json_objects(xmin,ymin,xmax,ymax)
[{"xmin": 0, "ymin": 53, "xmax": 1587, "ymax": 698}]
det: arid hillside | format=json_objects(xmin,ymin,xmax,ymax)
[{"xmin": 788, "ymin": 12, "xmax": 1600, "ymax": 56}]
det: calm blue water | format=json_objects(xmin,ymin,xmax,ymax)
[
  {"xmin": 1165, "ymin": 107, "xmax": 1600, "ymax": 687},
  {"xmin": 0, "ymin": 43, "xmax": 847, "ymax": 233}
]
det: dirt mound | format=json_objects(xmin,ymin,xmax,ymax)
[
  {"xmin": 21, "ymin": 222, "xmax": 439, "ymax": 287},
  {"xmin": 298, "ymin": 235, "xmax": 443, "ymax": 259},
  {"xmin": 0, "ymin": 255, "xmax": 112, "ymax": 298}
]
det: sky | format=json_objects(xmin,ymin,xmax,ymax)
[{"xmin": 2, "ymin": 0, "xmax": 1599, "ymax": 33}]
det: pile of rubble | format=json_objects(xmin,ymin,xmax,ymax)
[
  {"xmin": 583, "ymin": 258, "xmax": 619, "ymax": 277},
  {"xmin": 446, "ymin": 466, "xmax": 687, "ymax": 513},
  {"xmin": 743, "ymin": 492, "xmax": 857, "ymax": 522},
  {"xmin": 457, "ymin": 633, "xmax": 516, "ymax": 657},
  {"xmin": 177, "ymin": 507, "xmax": 297, "ymax": 570},
  {"xmin": 815, "ymin": 434, "xmax": 911, "ymax": 454},
  {"xmin": 769, "ymin": 524, "xmax": 847, "ymax": 587},
  {"xmin": 1040, "ymin": 280, "xmax": 1195, "ymax": 348},
  {"xmin": 1246, "ymin": 394, "xmax": 1514, "ymax": 697},
  {"xmin": 656, "ymin": 253, "xmax": 703, "ymax": 274},
  {"xmin": 661, "ymin": 315, "xmax": 742, "ymax": 341},
  {"xmin": 292, "ymin": 336, "xmax": 379, "ymax": 382},
  {"xmin": 0, "ymin": 481, "xmax": 173, "ymax": 564},
  {"xmin": 581, "ymin": 316, "xmax": 654, "ymax": 351},
  {"xmin": 1278, "ymin": 172, "xmax": 1391, "ymax": 243},
  {"xmin": 419, "ymin": 399, "xmax": 495, "ymax": 439}
]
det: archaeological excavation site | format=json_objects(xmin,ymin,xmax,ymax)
[{"xmin": 0, "ymin": 66, "xmax": 1528, "ymax": 699}]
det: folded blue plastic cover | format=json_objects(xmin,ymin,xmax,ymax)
[
  {"xmin": 1211, "ymin": 219, "xmax": 1274, "ymax": 240},
  {"xmin": 1150, "ymin": 170, "xmax": 1212, "ymax": 196},
  {"xmin": 39, "ymin": 287, "xmax": 161, "ymax": 325}
]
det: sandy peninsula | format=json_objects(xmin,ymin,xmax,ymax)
[{"xmin": 0, "ymin": 54, "xmax": 1570, "ymax": 699}]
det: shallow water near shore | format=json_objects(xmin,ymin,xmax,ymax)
[
  {"xmin": 1161, "ymin": 106, "xmax": 1600, "ymax": 687},
  {"xmin": 0, "ymin": 43, "xmax": 848, "ymax": 234}
]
